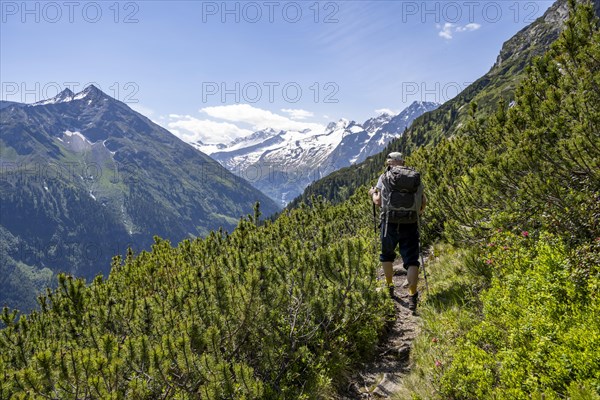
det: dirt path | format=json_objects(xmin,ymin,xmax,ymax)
[{"xmin": 340, "ymin": 261, "xmax": 420, "ymax": 398}]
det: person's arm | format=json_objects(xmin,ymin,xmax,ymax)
[
  {"xmin": 368, "ymin": 187, "xmax": 381, "ymax": 207},
  {"xmin": 370, "ymin": 175, "xmax": 384, "ymax": 207},
  {"xmin": 420, "ymin": 192, "xmax": 427, "ymax": 214}
]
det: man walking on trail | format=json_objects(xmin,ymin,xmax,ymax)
[{"xmin": 368, "ymin": 152, "xmax": 426, "ymax": 314}]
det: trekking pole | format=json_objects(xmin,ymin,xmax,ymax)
[
  {"xmin": 372, "ymin": 203, "xmax": 378, "ymax": 234},
  {"xmin": 369, "ymin": 194, "xmax": 382, "ymax": 289},
  {"xmin": 417, "ymin": 214, "xmax": 430, "ymax": 294}
]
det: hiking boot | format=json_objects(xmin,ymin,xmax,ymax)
[
  {"xmin": 388, "ymin": 284, "xmax": 395, "ymax": 298},
  {"xmin": 408, "ymin": 292, "xmax": 419, "ymax": 315}
]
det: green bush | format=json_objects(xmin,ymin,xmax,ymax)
[
  {"xmin": 0, "ymin": 195, "xmax": 392, "ymax": 399},
  {"xmin": 397, "ymin": 2, "xmax": 600, "ymax": 398}
]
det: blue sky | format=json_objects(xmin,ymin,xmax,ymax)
[{"xmin": 1, "ymin": 0, "xmax": 553, "ymax": 144}]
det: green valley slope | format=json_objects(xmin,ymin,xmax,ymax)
[{"xmin": 0, "ymin": 86, "xmax": 281, "ymax": 312}]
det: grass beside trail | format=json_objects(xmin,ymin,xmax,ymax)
[{"xmin": 393, "ymin": 237, "xmax": 600, "ymax": 400}]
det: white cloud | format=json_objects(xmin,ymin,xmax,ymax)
[
  {"xmin": 165, "ymin": 104, "xmax": 325, "ymax": 146},
  {"xmin": 438, "ymin": 22, "xmax": 481, "ymax": 39},
  {"xmin": 200, "ymin": 104, "xmax": 324, "ymax": 133},
  {"xmin": 438, "ymin": 23, "xmax": 455, "ymax": 39},
  {"xmin": 167, "ymin": 115, "xmax": 253, "ymax": 144},
  {"xmin": 375, "ymin": 108, "xmax": 398, "ymax": 116},
  {"xmin": 280, "ymin": 108, "xmax": 314, "ymax": 120},
  {"xmin": 456, "ymin": 23, "xmax": 481, "ymax": 32}
]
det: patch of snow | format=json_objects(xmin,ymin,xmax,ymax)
[
  {"xmin": 103, "ymin": 140, "xmax": 117, "ymax": 155},
  {"xmin": 225, "ymin": 129, "xmax": 280, "ymax": 152},
  {"xmin": 35, "ymin": 99, "xmax": 59, "ymax": 106},
  {"xmin": 192, "ymin": 142, "xmax": 228, "ymax": 155},
  {"xmin": 64, "ymin": 130, "xmax": 92, "ymax": 144},
  {"xmin": 32, "ymin": 89, "xmax": 75, "ymax": 106}
]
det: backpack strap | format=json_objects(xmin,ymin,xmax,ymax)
[{"xmin": 381, "ymin": 170, "xmax": 393, "ymax": 237}]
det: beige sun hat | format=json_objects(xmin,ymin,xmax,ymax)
[{"xmin": 386, "ymin": 152, "xmax": 404, "ymax": 163}]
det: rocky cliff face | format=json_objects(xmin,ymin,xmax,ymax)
[{"xmin": 493, "ymin": 0, "xmax": 600, "ymax": 73}]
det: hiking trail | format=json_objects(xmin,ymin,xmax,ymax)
[{"xmin": 340, "ymin": 260, "xmax": 421, "ymax": 399}]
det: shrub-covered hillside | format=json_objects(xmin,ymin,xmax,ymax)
[
  {"xmin": 396, "ymin": 1, "xmax": 600, "ymax": 397},
  {"xmin": 1, "ymin": 1, "xmax": 599, "ymax": 399},
  {"xmin": 0, "ymin": 198, "xmax": 391, "ymax": 399}
]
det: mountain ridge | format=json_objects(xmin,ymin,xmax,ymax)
[
  {"xmin": 197, "ymin": 101, "xmax": 439, "ymax": 205},
  {"xmin": 0, "ymin": 85, "xmax": 281, "ymax": 312}
]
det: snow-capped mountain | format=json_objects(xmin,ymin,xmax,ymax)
[
  {"xmin": 207, "ymin": 120, "xmax": 351, "ymax": 205},
  {"xmin": 326, "ymin": 101, "xmax": 440, "ymax": 170},
  {"xmin": 192, "ymin": 128, "xmax": 281, "ymax": 156},
  {"xmin": 32, "ymin": 88, "xmax": 76, "ymax": 105},
  {"xmin": 196, "ymin": 101, "xmax": 439, "ymax": 205}
]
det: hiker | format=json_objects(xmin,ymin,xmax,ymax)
[{"xmin": 368, "ymin": 152, "xmax": 426, "ymax": 314}]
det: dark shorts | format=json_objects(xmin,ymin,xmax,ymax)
[{"xmin": 380, "ymin": 222, "xmax": 420, "ymax": 268}]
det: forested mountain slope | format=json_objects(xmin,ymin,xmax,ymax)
[
  {"xmin": 289, "ymin": 0, "xmax": 600, "ymax": 208},
  {"xmin": 0, "ymin": 86, "xmax": 280, "ymax": 312}
]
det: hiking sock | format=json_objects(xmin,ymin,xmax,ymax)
[
  {"xmin": 382, "ymin": 262, "xmax": 394, "ymax": 285},
  {"xmin": 407, "ymin": 265, "xmax": 419, "ymax": 296}
]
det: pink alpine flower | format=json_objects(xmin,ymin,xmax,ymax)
[
  {"xmin": 435, "ymin": 360, "xmax": 442, "ymax": 368},
  {"xmin": 521, "ymin": 231, "xmax": 529, "ymax": 238},
  {"xmin": 485, "ymin": 259, "xmax": 493, "ymax": 265}
]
